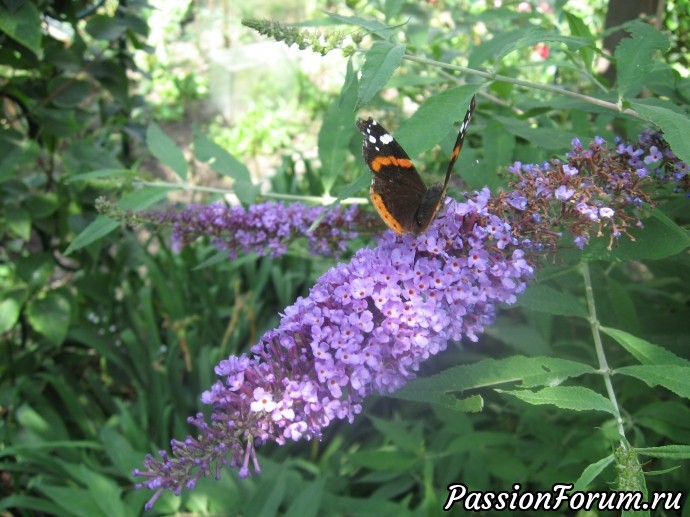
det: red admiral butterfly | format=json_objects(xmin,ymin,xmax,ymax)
[{"xmin": 356, "ymin": 95, "xmax": 476, "ymax": 235}]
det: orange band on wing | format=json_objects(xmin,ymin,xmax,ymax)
[
  {"xmin": 370, "ymin": 190, "xmax": 404, "ymax": 234},
  {"xmin": 450, "ymin": 145, "xmax": 460, "ymax": 161},
  {"xmin": 370, "ymin": 156, "xmax": 413, "ymax": 173}
]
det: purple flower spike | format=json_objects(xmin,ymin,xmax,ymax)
[
  {"xmin": 134, "ymin": 191, "xmax": 534, "ymax": 507},
  {"xmin": 147, "ymin": 201, "xmax": 372, "ymax": 259}
]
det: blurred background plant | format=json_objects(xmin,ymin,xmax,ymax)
[{"xmin": 1, "ymin": 0, "xmax": 689, "ymax": 515}]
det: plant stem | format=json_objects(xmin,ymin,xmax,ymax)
[
  {"xmin": 402, "ymin": 54, "xmax": 646, "ymax": 122},
  {"xmin": 580, "ymin": 262, "xmax": 627, "ymax": 445},
  {"xmin": 133, "ymin": 180, "xmax": 369, "ymax": 205}
]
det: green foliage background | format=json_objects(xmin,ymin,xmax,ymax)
[{"xmin": 1, "ymin": 0, "xmax": 689, "ymax": 516}]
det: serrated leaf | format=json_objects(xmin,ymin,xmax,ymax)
[
  {"xmin": 616, "ymin": 365, "xmax": 690, "ymax": 399},
  {"xmin": 572, "ymin": 454, "xmax": 615, "ymax": 491},
  {"xmin": 498, "ymin": 386, "xmax": 617, "ymax": 415},
  {"xmin": 584, "ymin": 209, "xmax": 690, "ymax": 261},
  {"xmin": 635, "ymin": 445, "xmax": 690, "ymax": 459},
  {"xmin": 357, "ymin": 42, "xmax": 405, "ymax": 108},
  {"xmin": 629, "ymin": 101, "xmax": 690, "ymax": 166},
  {"xmin": 615, "ymin": 21, "xmax": 669, "ymax": 100},
  {"xmin": 146, "ymin": 123, "xmax": 187, "ymax": 180},
  {"xmin": 602, "ymin": 327, "xmax": 690, "ymax": 367},
  {"xmin": 26, "ymin": 292, "xmax": 71, "ymax": 346},
  {"xmin": 0, "ymin": 1, "xmax": 43, "ymax": 57},
  {"xmin": 394, "ymin": 85, "xmax": 480, "ymax": 157},
  {"xmin": 394, "ymin": 356, "xmax": 596, "ymax": 405},
  {"xmin": 517, "ymin": 284, "xmax": 587, "ymax": 318}
]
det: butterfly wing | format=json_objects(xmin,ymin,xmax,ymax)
[
  {"xmin": 442, "ymin": 95, "xmax": 476, "ymax": 189},
  {"xmin": 356, "ymin": 117, "xmax": 428, "ymax": 235}
]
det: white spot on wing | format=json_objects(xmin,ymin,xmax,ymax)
[
  {"xmin": 380, "ymin": 133, "xmax": 394, "ymax": 145},
  {"xmin": 368, "ymin": 135, "xmax": 376, "ymax": 143}
]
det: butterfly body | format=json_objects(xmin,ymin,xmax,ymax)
[{"xmin": 357, "ymin": 95, "xmax": 476, "ymax": 235}]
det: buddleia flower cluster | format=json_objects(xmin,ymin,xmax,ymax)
[
  {"xmin": 490, "ymin": 131, "xmax": 687, "ymax": 252},
  {"xmin": 143, "ymin": 201, "xmax": 372, "ymax": 258},
  {"xmin": 133, "ymin": 131, "xmax": 687, "ymax": 510},
  {"xmin": 241, "ymin": 18, "xmax": 357, "ymax": 56}
]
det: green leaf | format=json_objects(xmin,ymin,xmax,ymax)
[
  {"xmin": 39, "ymin": 485, "xmax": 108, "ymax": 517},
  {"xmin": 564, "ymin": 11, "xmax": 596, "ymax": 73},
  {"xmin": 319, "ymin": 58, "xmax": 358, "ymax": 193},
  {"xmin": 493, "ymin": 27, "xmax": 593, "ymax": 64},
  {"xmin": 245, "ymin": 465, "xmax": 287, "ymax": 517},
  {"xmin": 384, "ymin": 0, "xmax": 405, "ymax": 20},
  {"xmin": 0, "ymin": 1, "xmax": 42, "ymax": 57},
  {"xmin": 0, "ymin": 495, "xmax": 64, "ymax": 514},
  {"xmin": 601, "ymin": 327, "xmax": 690, "ymax": 367},
  {"xmin": 357, "ymin": 42, "xmax": 405, "ymax": 108},
  {"xmin": 584, "ymin": 209, "xmax": 690, "ymax": 261},
  {"xmin": 487, "ymin": 323, "xmax": 550, "ymax": 355},
  {"xmin": 572, "ymin": 454, "xmax": 615, "ymax": 491},
  {"xmin": 615, "ymin": 21, "xmax": 669, "ymax": 100},
  {"xmin": 146, "ymin": 123, "xmax": 188, "ymax": 180},
  {"xmin": 85, "ymin": 14, "xmax": 128, "ymax": 41},
  {"xmin": 516, "ymin": 284, "xmax": 588, "ymax": 318},
  {"xmin": 7, "ymin": 207, "xmax": 31, "ymax": 240},
  {"xmin": 192, "ymin": 129, "xmax": 258, "ymax": 204},
  {"xmin": 468, "ymin": 29, "xmax": 523, "ymax": 68},
  {"xmin": 491, "ymin": 115, "xmax": 574, "ymax": 150},
  {"xmin": 64, "ymin": 216, "xmax": 119, "ymax": 256},
  {"xmin": 64, "ymin": 168, "xmax": 134, "ymax": 184},
  {"xmin": 616, "ymin": 365, "xmax": 690, "ymax": 399},
  {"xmin": 82, "ymin": 467, "xmax": 127, "ymax": 517},
  {"xmin": 49, "ymin": 78, "xmax": 93, "ymax": 108},
  {"xmin": 193, "ymin": 129, "xmax": 250, "ymax": 182},
  {"xmin": 394, "ymin": 356, "xmax": 596, "ymax": 405},
  {"xmin": 629, "ymin": 101, "xmax": 690, "ymax": 166},
  {"xmin": 635, "ymin": 445, "xmax": 690, "ymax": 460},
  {"xmin": 284, "ymin": 479, "xmax": 325, "ymax": 517},
  {"xmin": 119, "ymin": 186, "xmax": 174, "ymax": 212},
  {"xmin": 349, "ymin": 448, "xmax": 418, "ymax": 470},
  {"xmin": 64, "ymin": 187, "xmax": 171, "ymax": 255},
  {"xmin": 0, "ymin": 287, "xmax": 27, "ymax": 334},
  {"xmin": 394, "ymin": 84, "xmax": 480, "ymax": 157},
  {"xmin": 324, "ymin": 12, "xmax": 393, "ymax": 40},
  {"xmin": 26, "ymin": 291, "xmax": 71, "ymax": 346},
  {"xmin": 498, "ymin": 386, "xmax": 617, "ymax": 415}
]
